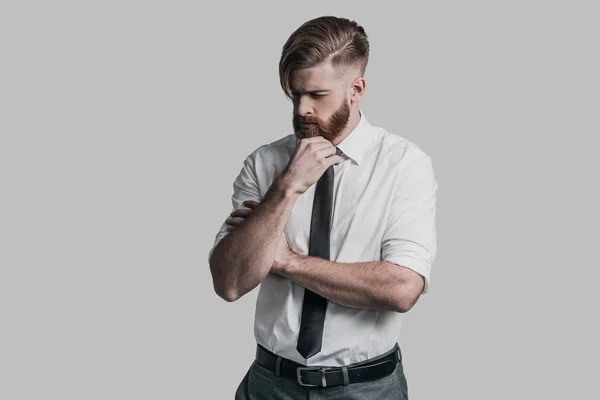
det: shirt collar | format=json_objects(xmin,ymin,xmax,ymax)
[{"xmin": 335, "ymin": 110, "xmax": 373, "ymax": 166}]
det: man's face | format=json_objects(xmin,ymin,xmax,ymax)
[{"xmin": 290, "ymin": 61, "xmax": 351, "ymax": 142}]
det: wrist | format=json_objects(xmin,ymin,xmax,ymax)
[
  {"xmin": 284, "ymin": 251, "xmax": 300, "ymax": 273},
  {"xmin": 275, "ymin": 174, "xmax": 301, "ymax": 198},
  {"xmin": 276, "ymin": 250, "xmax": 299, "ymax": 277}
]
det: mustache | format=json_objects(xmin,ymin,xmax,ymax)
[{"xmin": 294, "ymin": 116, "xmax": 319, "ymax": 124}]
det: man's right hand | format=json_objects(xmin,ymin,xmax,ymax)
[{"xmin": 279, "ymin": 137, "xmax": 342, "ymax": 195}]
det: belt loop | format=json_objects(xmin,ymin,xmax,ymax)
[
  {"xmin": 341, "ymin": 366, "xmax": 349, "ymax": 386},
  {"xmin": 275, "ymin": 356, "xmax": 282, "ymax": 376}
]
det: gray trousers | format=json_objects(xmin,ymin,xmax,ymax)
[{"xmin": 234, "ymin": 349, "xmax": 409, "ymax": 399}]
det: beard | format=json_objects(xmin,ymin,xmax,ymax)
[{"xmin": 293, "ymin": 99, "xmax": 351, "ymax": 142}]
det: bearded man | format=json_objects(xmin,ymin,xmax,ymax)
[{"xmin": 209, "ymin": 15, "xmax": 438, "ymax": 400}]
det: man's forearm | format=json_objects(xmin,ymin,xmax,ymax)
[
  {"xmin": 210, "ymin": 177, "xmax": 299, "ymax": 301},
  {"xmin": 277, "ymin": 254, "xmax": 424, "ymax": 312}
]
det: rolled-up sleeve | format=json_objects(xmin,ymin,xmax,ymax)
[
  {"xmin": 381, "ymin": 150, "xmax": 438, "ymax": 294},
  {"xmin": 208, "ymin": 150, "xmax": 263, "ymax": 264}
]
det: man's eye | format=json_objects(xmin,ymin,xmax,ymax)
[{"xmin": 312, "ymin": 94, "xmax": 325, "ymax": 99}]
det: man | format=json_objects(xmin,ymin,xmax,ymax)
[{"xmin": 208, "ymin": 15, "xmax": 437, "ymax": 399}]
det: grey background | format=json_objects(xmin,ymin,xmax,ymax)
[{"xmin": 1, "ymin": 1, "xmax": 598, "ymax": 399}]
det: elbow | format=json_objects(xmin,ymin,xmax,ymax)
[
  {"xmin": 392, "ymin": 282, "xmax": 423, "ymax": 313},
  {"xmin": 210, "ymin": 262, "xmax": 242, "ymax": 303},
  {"xmin": 210, "ymin": 266, "xmax": 246, "ymax": 302},
  {"xmin": 389, "ymin": 265, "xmax": 425, "ymax": 313},
  {"xmin": 209, "ymin": 249, "xmax": 264, "ymax": 303},
  {"xmin": 210, "ymin": 256, "xmax": 240, "ymax": 302},
  {"xmin": 219, "ymin": 288, "xmax": 241, "ymax": 302},
  {"xmin": 394, "ymin": 296, "xmax": 417, "ymax": 313},
  {"xmin": 213, "ymin": 282, "xmax": 242, "ymax": 302}
]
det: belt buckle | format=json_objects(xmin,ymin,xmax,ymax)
[{"xmin": 296, "ymin": 366, "xmax": 331, "ymax": 387}]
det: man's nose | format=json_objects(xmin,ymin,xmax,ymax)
[{"xmin": 295, "ymin": 96, "xmax": 314, "ymax": 117}]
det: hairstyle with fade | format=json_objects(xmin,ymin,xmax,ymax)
[{"xmin": 279, "ymin": 16, "xmax": 370, "ymax": 99}]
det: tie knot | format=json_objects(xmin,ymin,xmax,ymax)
[{"xmin": 335, "ymin": 147, "xmax": 343, "ymax": 157}]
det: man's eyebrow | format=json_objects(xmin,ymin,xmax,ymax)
[{"xmin": 290, "ymin": 89, "xmax": 330, "ymax": 94}]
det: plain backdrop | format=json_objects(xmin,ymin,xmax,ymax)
[{"xmin": 1, "ymin": 1, "xmax": 598, "ymax": 399}]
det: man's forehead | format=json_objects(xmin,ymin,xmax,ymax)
[{"xmin": 290, "ymin": 65, "xmax": 340, "ymax": 92}]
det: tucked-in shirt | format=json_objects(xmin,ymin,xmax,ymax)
[{"xmin": 208, "ymin": 111, "xmax": 438, "ymax": 367}]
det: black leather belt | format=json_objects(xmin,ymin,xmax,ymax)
[{"xmin": 255, "ymin": 343, "xmax": 401, "ymax": 388}]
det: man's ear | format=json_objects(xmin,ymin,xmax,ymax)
[{"xmin": 350, "ymin": 77, "xmax": 366, "ymax": 103}]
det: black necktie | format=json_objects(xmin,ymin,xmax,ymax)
[{"xmin": 296, "ymin": 147, "xmax": 343, "ymax": 359}]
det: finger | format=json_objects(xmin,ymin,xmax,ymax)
[
  {"xmin": 304, "ymin": 139, "xmax": 334, "ymax": 152},
  {"xmin": 316, "ymin": 146, "xmax": 338, "ymax": 159},
  {"xmin": 324, "ymin": 154, "xmax": 343, "ymax": 167},
  {"xmin": 298, "ymin": 138, "xmax": 334, "ymax": 153},
  {"xmin": 242, "ymin": 200, "xmax": 259, "ymax": 209},
  {"xmin": 231, "ymin": 209, "xmax": 253, "ymax": 218},
  {"xmin": 312, "ymin": 146, "xmax": 341, "ymax": 167},
  {"xmin": 226, "ymin": 217, "xmax": 245, "ymax": 226},
  {"xmin": 298, "ymin": 136, "xmax": 331, "ymax": 145}
]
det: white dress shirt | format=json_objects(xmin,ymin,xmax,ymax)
[{"xmin": 209, "ymin": 111, "xmax": 437, "ymax": 367}]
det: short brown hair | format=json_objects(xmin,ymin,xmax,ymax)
[{"xmin": 279, "ymin": 16, "xmax": 370, "ymax": 98}]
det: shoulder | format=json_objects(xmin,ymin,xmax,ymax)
[
  {"xmin": 238, "ymin": 134, "xmax": 296, "ymax": 184},
  {"xmin": 371, "ymin": 126, "xmax": 438, "ymax": 196},
  {"xmin": 242, "ymin": 133, "xmax": 296, "ymax": 165},
  {"xmin": 373, "ymin": 125, "xmax": 433, "ymax": 171}
]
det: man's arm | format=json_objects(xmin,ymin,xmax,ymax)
[
  {"xmin": 273, "ymin": 147, "xmax": 437, "ymax": 312},
  {"xmin": 274, "ymin": 255, "xmax": 424, "ymax": 312},
  {"xmin": 209, "ymin": 176, "xmax": 299, "ymax": 302},
  {"xmin": 209, "ymin": 137, "xmax": 345, "ymax": 302}
]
